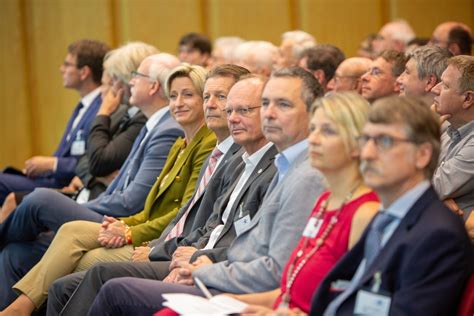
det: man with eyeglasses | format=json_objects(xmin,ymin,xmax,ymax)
[
  {"xmin": 326, "ymin": 57, "xmax": 371, "ymax": 94},
  {"xmin": 310, "ymin": 96, "xmax": 472, "ymax": 316},
  {"xmin": 432, "ymin": 55, "xmax": 474, "ymax": 239},
  {"xmin": 0, "ymin": 53, "xmax": 184, "ymax": 308},
  {"xmin": 361, "ymin": 50, "xmax": 407, "ymax": 103},
  {"xmin": 0, "ymin": 40, "xmax": 109, "ymax": 205}
]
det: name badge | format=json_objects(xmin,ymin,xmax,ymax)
[
  {"xmin": 71, "ymin": 139, "xmax": 86, "ymax": 155},
  {"xmin": 234, "ymin": 214, "xmax": 251, "ymax": 236},
  {"xmin": 71, "ymin": 130, "xmax": 86, "ymax": 155},
  {"xmin": 302, "ymin": 217, "xmax": 323, "ymax": 238},
  {"xmin": 354, "ymin": 290, "xmax": 391, "ymax": 315}
]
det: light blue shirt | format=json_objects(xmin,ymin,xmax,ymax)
[
  {"xmin": 324, "ymin": 180, "xmax": 431, "ymax": 316},
  {"xmin": 274, "ymin": 139, "xmax": 308, "ymax": 183}
]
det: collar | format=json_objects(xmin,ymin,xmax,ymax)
[
  {"xmin": 145, "ymin": 106, "xmax": 169, "ymax": 132},
  {"xmin": 242, "ymin": 142, "xmax": 273, "ymax": 168},
  {"xmin": 447, "ymin": 120, "xmax": 474, "ymax": 140},
  {"xmin": 382, "ymin": 180, "xmax": 430, "ymax": 220},
  {"xmin": 274, "ymin": 139, "xmax": 308, "ymax": 174},
  {"xmin": 127, "ymin": 106, "xmax": 140, "ymax": 118},
  {"xmin": 80, "ymin": 87, "xmax": 101, "ymax": 109},
  {"xmin": 216, "ymin": 136, "xmax": 234, "ymax": 156}
]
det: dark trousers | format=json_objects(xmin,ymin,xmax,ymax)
[{"xmin": 48, "ymin": 261, "xmax": 172, "ymax": 316}]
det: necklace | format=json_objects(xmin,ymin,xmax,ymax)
[{"xmin": 279, "ymin": 182, "xmax": 362, "ymax": 308}]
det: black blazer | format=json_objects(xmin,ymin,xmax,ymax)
[
  {"xmin": 75, "ymin": 106, "xmax": 146, "ymax": 198},
  {"xmin": 310, "ymin": 186, "xmax": 473, "ymax": 316}
]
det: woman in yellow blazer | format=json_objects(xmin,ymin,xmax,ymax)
[{"xmin": 6, "ymin": 64, "xmax": 217, "ymax": 313}]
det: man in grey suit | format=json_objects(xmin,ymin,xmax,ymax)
[
  {"xmin": 47, "ymin": 73, "xmax": 280, "ymax": 315},
  {"xmin": 0, "ymin": 53, "xmax": 183, "ymax": 307},
  {"xmin": 77, "ymin": 68, "xmax": 327, "ymax": 315}
]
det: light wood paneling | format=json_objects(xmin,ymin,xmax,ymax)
[
  {"xmin": 23, "ymin": 0, "xmax": 113, "ymax": 158},
  {"xmin": 0, "ymin": 0, "xmax": 32, "ymax": 168},
  {"xmin": 300, "ymin": 0, "xmax": 384, "ymax": 57},
  {"xmin": 207, "ymin": 0, "xmax": 292, "ymax": 44},
  {"xmin": 394, "ymin": 0, "xmax": 473, "ymax": 37},
  {"xmin": 117, "ymin": 0, "xmax": 204, "ymax": 54}
]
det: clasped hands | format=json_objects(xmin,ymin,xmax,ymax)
[
  {"xmin": 97, "ymin": 215, "xmax": 127, "ymax": 248},
  {"xmin": 163, "ymin": 246, "xmax": 212, "ymax": 285}
]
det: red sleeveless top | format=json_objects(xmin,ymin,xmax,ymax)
[{"xmin": 273, "ymin": 190, "xmax": 379, "ymax": 312}]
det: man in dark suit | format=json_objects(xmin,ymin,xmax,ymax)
[
  {"xmin": 310, "ymin": 96, "xmax": 472, "ymax": 316},
  {"xmin": 46, "ymin": 73, "xmax": 280, "ymax": 315},
  {"xmin": 0, "ymin": 39, "xmax": 109, "ymax": 204}
]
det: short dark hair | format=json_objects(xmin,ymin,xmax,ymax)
[
  {"xmin": 206, "ymin": 64, "xmax": 250, "ymax": 81},
  {"xmin": 301, "ymin": 44, "xmax": 346, "ymax": 81},
  {"xmin": 369, "ymin": 96, "xmax": 441, "ymax": 178},
  {"xmin": 179, "ymin": 32, "xmax": 212, "ymax": 55},
  {"xmin": 68, "ymin": 39, "xmax": 109, "ymax": 84},
  {"xmin": 378, "ymin": 50, "xmax": 408, "ymax": 77},
  {"xmin": 448, "ymin": 27, "xmax": 473, "ymax": 55},
  {"xmin": 270, "ymin": 67, "xmax": 324, "ymax": 111}
]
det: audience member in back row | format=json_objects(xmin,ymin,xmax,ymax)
[
  {"xmin": 177, "ymin": 32, "xmax": 212, "ymax": 67},
  {"xmin": 432, "ymin": 55, "xmax": 474, "ymax": 225},
  {"xmin": 214, "ymin": 92, "xmax": 379, "ymax": 315},
  {"xmin": 0, "ymin": 52, "xmax": 183, "ymax": 309},
  {"xmin": 273, "ymin": 30, "xmax": 316, "ymax": 71},
  {"xmin": 429, "ymin": 21, "xmax": 473, "ymax": 56},
  {"xmin": 326, "ymin": 57, "xmax": 371, "ymax": 94},
  {"xmin": 234, "ymin": 41, "xmax": 277, "ymax": 76},
  {"xmin": 397, "ymin": 45, "xmax": 452, "ymax": 106},
  {"xmin": 0, "ymin": 39, "xmax": 109, "ymax": 205},
  {"xmin": 361, "ymin": 50, "xmax": 407, "ymax": 103},
  {"xmin": 311, "ymin": 96, "xmax": 472, "ymax": 316},
  {"xmin": 372, "ymin": 19, "xmax": 415, "ymax": 55},
  {"xmin": 298, "ymin": 44, "xmax": 345, "ymax": 93}
]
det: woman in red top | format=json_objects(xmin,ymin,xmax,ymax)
[{"xmin": 155, "ymin": 92, "xmax": 380, "ymax": 316}]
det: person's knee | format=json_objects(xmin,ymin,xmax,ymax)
[{"xmin": 23, "ymin": 188, "xmax": 57, "ymax": 207}]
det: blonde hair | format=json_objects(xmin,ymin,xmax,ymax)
[
  {"xmin": 104, "ymin": 41, "xmax": 159, "ymax": 84},
  {"xmin": 165, "ymin": 63, "xmax": 207, "ymax": 98},
  {"xmin": 311, "ymin": 92, "xmax": 370, "ymax": 156}
]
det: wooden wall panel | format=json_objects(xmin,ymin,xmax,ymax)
[
  {"xmin": 300, "ymin": 0, "xmax": 384, "ymax": 57},
  {"xmin": 207, "ymin": 0, "xmax": 292, "ymax": 44},
  {"xmin": 117, "ymin": 0, "xmax": 204, "ymax": 54},
  {"xmin": 0, "ymin": 0, "xmax": 32, "ymax": 169},
  {"xmin": 23, "ymin": 0, "xmax": 113, "ymax": 158},
  {"xmin": 394, "ymin": 0, "xmax": 473, "ymax": 38}
]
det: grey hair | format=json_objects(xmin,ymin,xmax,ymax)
[{"xmin": 408, "ymin": 46, "xmax": 452, "ymax": 82}]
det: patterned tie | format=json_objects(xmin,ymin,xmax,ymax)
[
  {"xmin": 165, "ymin": 147, "xmax": 223, "ymax": 240},
  {"xmin": 65, "ymin": 102, "xmax": 84, "ymax": 142},
  {"xmin": 363, "ymin": 211, "xmax": 396, "ymax": 268}
]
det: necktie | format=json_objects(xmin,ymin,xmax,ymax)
[
  {"xmin": 447, "ymin": 126, "xmax": 462, "ymax": 152},
  {"xmin": 165, "ymin": 147, "xmax": 223, "ymax": 240},
  {"xmin": 106, "ymin": 126, "xmax": 148, "ymax": 193},
  {"xmin": 66, "ymin": 102, "xmax": 84, "ymax": 142},
  {"xmin": 363, "ymin": 211, "xmax": 396, "ymax": 268}
]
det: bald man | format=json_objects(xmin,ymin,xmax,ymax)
[{"xmin": 326, "ymin": 57, "xmax": 371, "ymax": 93}]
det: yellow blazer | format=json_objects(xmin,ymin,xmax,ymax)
[{"xmin": 120, "ymin": 125, "xmax": 216, "ymax": 246}]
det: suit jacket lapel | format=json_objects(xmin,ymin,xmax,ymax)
[{"xmin": 357, "ymin": 186, "xmax": 435, "ymax": 287}]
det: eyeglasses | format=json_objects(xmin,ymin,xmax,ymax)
[
  {"xmin": 131, "ymin": 70, "xmax": 153, "ymax": 80},
  {"xmin": 223, "ymin": 106, "xmax": 261, "ymax": 117},
  {"xmin": 62, "ymin": 61, "xmax": 77, "ymax": 68},
  {"xmin": 357, "ymin": 134, "xmax": 415, "ymax": 151},
  {"xmin": 333, "ymin": 74, "xmax": 360, "ymax": 83}
]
